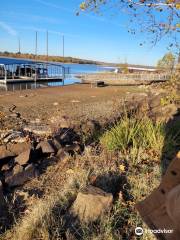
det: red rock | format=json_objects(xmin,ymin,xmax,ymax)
[
  {"xmin": 36, "ymin": 140, "xmax": 55, "ymax": 154},
  {"xmin": 15, "ymin": 148, "xmax": 32, "ymax": 165}
]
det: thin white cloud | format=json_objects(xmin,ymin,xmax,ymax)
[
  {"xmin": 82, "ymin": 13, "xmax": 126, "ymax": 28},
  {"xmin": 17, "ymin": 26, "xmax": 46, "ymax": 33},
  {"xmin": 0, "ymin": 21, "xmax": 17, "ymax": 36},
  {"xmin": 31, "ymin": 15, "xmax": 61, "ymax": 24},
  {"xmin": 2, "ymin": 11, "xmax": 63, "ymax": 25},
  {"xmin": 34, "ymin": 0, "xmax": 126, "ymax": 28},
  {"xmin": 34, "ymin": 0, "xmax": 73, "ymax": 13},
  {"xmin": 49, "ymin": 30, "xmax": 79, "ymax": 38}
]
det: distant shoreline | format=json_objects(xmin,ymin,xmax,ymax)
[{"xmin": 0, "ymin": 52, "xmax": 106, "ymax": 65}]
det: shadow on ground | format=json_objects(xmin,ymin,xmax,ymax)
[{"xmin": 161, "ymin": 108, "xmax": 180, "ymax": 175}]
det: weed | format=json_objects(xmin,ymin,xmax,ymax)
[{"xmin": 100, "ymin": 115, "xmax": 165, "ymax": 155}]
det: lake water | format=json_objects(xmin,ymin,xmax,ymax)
[{"xmin": 0, "ymin": 57, "xmax": 115, "ymax": 91}]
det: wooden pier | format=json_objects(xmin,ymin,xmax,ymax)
[{"xmin": 79, "ymin": 73, "xmax": 170, "ymax": 85}]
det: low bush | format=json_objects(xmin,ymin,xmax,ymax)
[{"xmin": 100, "ymin": 115, "xmax": 165, "ymax": 154}]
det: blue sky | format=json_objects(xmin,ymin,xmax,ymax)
[{"xmin": 0, "ymin": 0, "xmax": 173, "ymax": 65}]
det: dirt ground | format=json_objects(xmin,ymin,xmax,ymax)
[{"xmin": 0, "ymin": 83, "xmax": 148, "ymax": 126}]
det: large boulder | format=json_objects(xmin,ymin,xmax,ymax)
[{"xmin": 71, "ymin": 186, "xmax": 113, "ymax": 223}]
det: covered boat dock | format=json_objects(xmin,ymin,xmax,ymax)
[{"xmin": 0, "ymin": 62, "xmax": 68, "ymax": 84}]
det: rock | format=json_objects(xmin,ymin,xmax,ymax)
[
  {"xmin": 0, "ymin": 130, "xmax": 12, "ymax": 140},
  {"xmin": 149, "ymin": 94, "xmax": 162, "ymax": 109},
  {"xmin": 8, "ymin": 104, "xmax": 21, "ymax": 118},
  {"xmin": 19, "ymin": 95, "xmax": 28, "ymax": 98},
  {"xmin": 150, "ymin": 103, "xmax": 177, "ymax": 122},
  {"xmin": 9, "ymin": 112, "xmax": 21, "ymax": 118},
  {"xmin": 36, "ymin": 140, "xmax": 55, "ymax": 154},
  {"xmin": 53, "ymin": 138, "xmax": 62, "ymax": 150},
  {"xmin": 15, "ymin": 148, "xmax": 32, "ymax": 165},
  {"xmin": 59, "ymin": 116, "xmax": 71, "ymax": 129},
  {"xmin": 162, "ymin": 104, "xmax": 177, "ymax": 119},
  {"xmin": 50, "ymin": 116, "xmax": 71, "ymax": 129},
  {"xmin": 71, "ymin": 100, "xmax": 80, "ymax": 103},
  {"xmin": 93, "ymin": 81, "xmax": 105, "ymax": 87},
  {"xmin": 54, "ymin": 128, "xmax": 80, "ymax": 146},
  {"xmin": 0, "ymin": 145, "xmax": 14, "ymax": 160},
  {"xmin": 3, "ymin": 131, "xmax": 25, "ymax": 143},
  {"xmin": 24, "ymin": 124, "xmax": 52, "ymax": 136},
  {"xmin": 5, "ymin": 164, "xmax": 23, "ymax": 187},
  {"xmin": 57, "ymin": 130, "xmax": 72, "ymax": 145},
  {"xmin": 1, "ymin": 159, "xmax": 14, "ymax": 171},
  {"xmin": 81, "ymin": 120, "xmax": 100, "ymax": 135},
  {"xmin": 7, "ymin": 142, "xmax": 31, "ymax": 156},
  {"xmin": 5, "ymin": 163, "xmax": 38, "ymax": 187},
  {"xmin": 64, "ymin": 143, "xmax": 81, "ymax": 154},
  {"xmin": 71, "ymin": 186, "xmax": 113, "ymax": 223},
  {"xmin": 30, "ymin": 118, "xmax": 41, "ymax": 124},
  {"xmin": 56, "ymin": 149, "xmax": 70, "ymax": 162},
  {"xmin": 53, "ymin": 102, "xmax": 59, "ymax": 106}
]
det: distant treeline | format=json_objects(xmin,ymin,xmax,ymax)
[{"xmin": 0, "ymin": 51, "xmax": 103, "ymax": 65}]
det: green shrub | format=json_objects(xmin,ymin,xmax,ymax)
[{"xmin": 100, "ymin": 116, "xmax": 165, "ymax": 153}]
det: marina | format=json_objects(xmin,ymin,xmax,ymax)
[
  {"xmin": 0, "ymin": 57, "xmax": 171, "ymax": 91},
  {"xmin": 0, "ymin": 61, "xmax": 68, "ymax": 84},
  {"xmin": 0, "ymin": 57, "xmax": 116, "ymax": 91}
]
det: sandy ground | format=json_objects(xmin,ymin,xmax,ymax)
[{"xmin": 0, "ymin": 83, "xmax": 147, "ymax": 126}]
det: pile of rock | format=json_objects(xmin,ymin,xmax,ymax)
[
  {"xmin": 128, "ymin": 92, "xmax": 178, "ymax": 123},
  {"xmin": 0, "ymin": 127, "xmax": 82, "ymax": 208}
]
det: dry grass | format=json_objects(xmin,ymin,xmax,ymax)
[
  {"xmin": 2, "ymin": 166, "xmax": 88, "ymax": 240},
  {"xmin": 2, "ymin": 146, "xmax": 161, "ymax": 240},
  {"xmin": 1, "ymin": 101, "xmax": 179, "ymax": 239}
]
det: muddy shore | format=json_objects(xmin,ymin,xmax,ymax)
[{"xmin": 0, "ymin": 83, "xmax": 148, "ymax": 129}]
